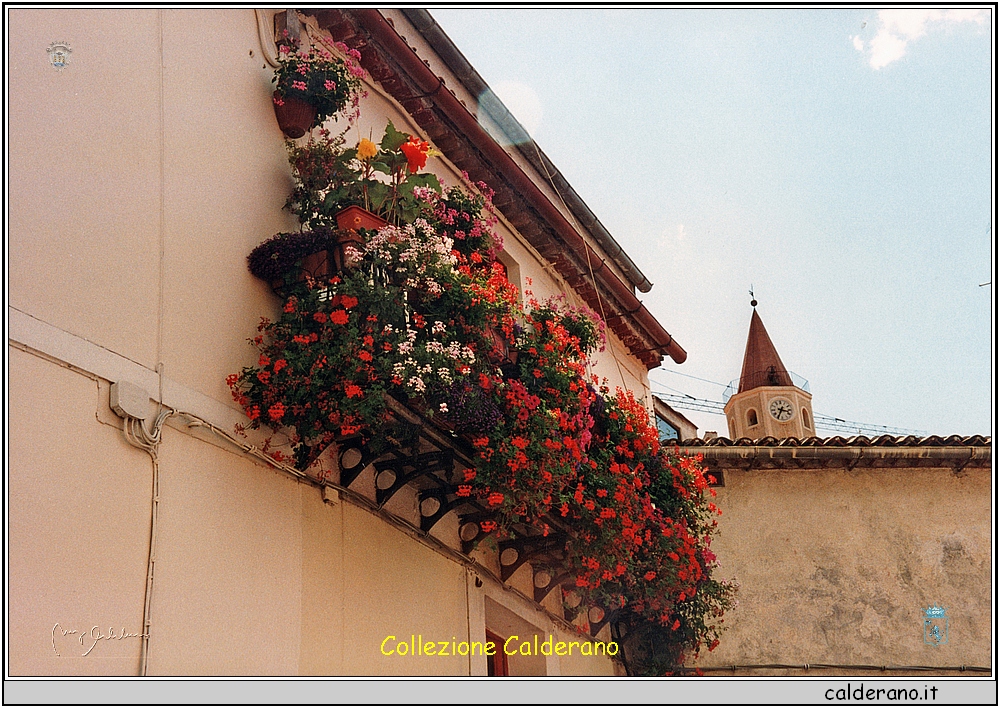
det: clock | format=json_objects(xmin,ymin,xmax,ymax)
[{"xmin": 768, "ymin": 397, "xmax": 794, "ymax": 422}]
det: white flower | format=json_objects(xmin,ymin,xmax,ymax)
[{"xmin": 439, "ymin": 402, "xmax": 449, "ymax": 414}]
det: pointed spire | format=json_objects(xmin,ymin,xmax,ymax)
[{"xmin": 738, "ymin": 308, "xmax": 792, "ymax": 393}]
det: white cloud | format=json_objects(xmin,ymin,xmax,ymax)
[{"xmin": 855, "ymin": 9, "xmax": 988, "ymax": 69}]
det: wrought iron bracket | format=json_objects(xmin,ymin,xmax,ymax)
[
  {"xmin": 336, "ymin": 436, "xmax": 377, "ymax": 488},
  {"xmin": 533, "ymin": 571, "xmax": 573, "ymax": 604},
  {"xmin": 374, "ymin": 450, "xmax": 454, "ymax": 508},
  {"xmin": 497, "ymin": 533, "xmax": 567, "ymax": 582}
]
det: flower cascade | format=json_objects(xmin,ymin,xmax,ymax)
[{"xmin": 231, "ymin": 124, "xmax": 736, "ymax": 671}]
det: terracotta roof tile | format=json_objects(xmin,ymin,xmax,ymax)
[{"xmin": 677, "ymin": 434, "xmax": 991, "ymax": 448}]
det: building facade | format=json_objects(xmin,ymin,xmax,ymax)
[
  {"xmin": 8, "ymin": 9, "xmax": 687, "ymax": 676},
  {"xmin": 681, "ymin": 307, "xmax": 992, "ymax": 675}
]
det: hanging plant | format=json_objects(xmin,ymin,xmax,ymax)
[{"xmin": 271, "ymin": 39, "xmax": 365, "ymax": 137}]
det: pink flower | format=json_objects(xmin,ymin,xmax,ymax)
[
  {"xmin": 292, "ymin": 80, "xmax": 307, "ymax": 91},
  {"xmin": 296, "ymin": 64, "xmax": 308, "ymax": 75},
  {"xmin": 273, "ymin": 97, "xmax": 285, "ymax": 107},
  {"xmin": 324, "ymin": 80, "xmax": 336, "ymax": 91}
]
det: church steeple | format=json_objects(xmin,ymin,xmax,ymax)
[
  {"xmin": 724, "ymin": 299, "xmax": 814, "ymax": 440},
  {"xmin": 738, "ymin": 308, "xmax": 792, "ymax": 393}
]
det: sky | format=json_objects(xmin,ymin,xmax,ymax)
[{"xmin": 431, "ymin": 8, "xmax": 994, "ymax": 438}]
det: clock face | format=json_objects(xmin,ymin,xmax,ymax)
[{"xmin": 768, "ymin": 397, "xmax": 795, "ymax": 422}]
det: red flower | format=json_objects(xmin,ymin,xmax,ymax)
[
  {"xmin": 330, "ymin": 310, "xmax": 349, "ymax": 325},
  {"xmin": 344, "ymin": 383, "xmax": 363, "ymax": 398},
  {"xmin": 258, "ymin": 355, "xmax": 271, "ymax": 367},
  {"xmin": 400, "ymin": 136, "xmax": 430, "ymax": 173},
  {"xmin": 487, "ymin": 492, "xmax": 504, "ymax": 506},
  {"xmin": 247, "ymin": 405, "xmax": 260, "ymax": 420},
  {"xmin": 273, "ymin": 359, "xmax": 287, "ymax": 373},
  {"xmin": 341, "ymin": 295, "xmax": 359, "ymax": 309},
  {"xmin": 671, "ymin": 619, "xmax": 681, "ymax": 631},
  {"xmin": 313, "ymin": 312, "xmax": 328, "ymax": 324},
  {"xmin": 268, "ymin": 403, "xmax": 286, "ymax": 422},
  {"xmin": 456, "ymin": 485, "xmax": 472, "ymax": 497},
  {"xmin": 479, "ymin": 520, "xmax": 497, "ymax": 533},
  {"xmin": 358, "ymin": 350, "xmax": 372, "ymax": 362}
]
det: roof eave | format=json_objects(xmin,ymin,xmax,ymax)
[{"xmin": 315, "ymin": 9, "xmax": 685, "ymax": 368}]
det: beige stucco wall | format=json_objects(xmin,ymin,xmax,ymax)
[
  {"xmin": 701, "ymin": 465, "xmax": 992, "ymax": 672},
  {"xmin": 8, "ymin": 8, "xmax": 632, "ymax": 677},
  {"xmin": 8, "ymin": 347, "xmax": 151, "ymax": 676}
]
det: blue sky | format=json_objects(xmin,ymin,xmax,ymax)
[{"xmin": 431, "ymin": 8, "xmax": 994, "ymax": 437}]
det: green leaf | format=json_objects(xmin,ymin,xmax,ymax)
[
  {"xmin": 379, "ymin": 120, "xmax": 409, "ymax": 152},
  {"xmin": 366, "ymin": 181, "xmax": 390, "ymax": 210},
  {"xmin": 406, "ymin": 173, "xmax": 441, "ymax": 192}
]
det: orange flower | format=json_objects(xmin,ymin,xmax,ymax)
[{"xmin": 400, "ymin": 136, "xmax": 430, "ymax": 173}]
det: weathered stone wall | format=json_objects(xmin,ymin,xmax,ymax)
[{"xmin": 701, "ymin": 465, "xmax": 991, "ymax": 672}]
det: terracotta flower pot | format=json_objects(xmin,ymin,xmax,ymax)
[
  {"xmin": 335, "ymin": 205, "xmax": 388, "ymax": 234},
  {"xmin": 273, "ymin": 91, "xmax": 316, "ymax": 139},
  {"xmin": 268, "ymin": 249, "xmax": 331, "ymax": 295},
  {"xmin": 334, "ymin": 206, "xmax": 387, "ymax": 270}
]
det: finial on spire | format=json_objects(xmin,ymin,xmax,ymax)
[{"xmin": 749, "ymin": 285, "xmax": 757, "ymax": 308}]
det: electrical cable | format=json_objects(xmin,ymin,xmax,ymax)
[
  {"xmin": 120, "ymin": 405, "xmax": 175, "ymax": 676},
  {"xmin": 253, "ymin": 9, "xmax": 280, "ymax": 68},
  {"xmin": 528, "ymin": 140, "xmax": 633, "ymax": 396}
]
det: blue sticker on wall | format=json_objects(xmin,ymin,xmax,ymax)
[{"xmin": 923, "ymin": 604, "xmax": 948, "ymax": 646}]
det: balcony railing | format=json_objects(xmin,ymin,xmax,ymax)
[{"xmin": 722, "ymin": 369, "xmax": 810, "ymax": 403}]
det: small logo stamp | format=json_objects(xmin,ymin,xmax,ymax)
[
  {"xmin": 47, "ymin": 41, "xmax": 72, "ymax": 70},
  {"xmin": 923, "ymin": 604, "xmax": 948, "ymax": 646}
]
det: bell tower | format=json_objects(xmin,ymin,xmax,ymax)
[{"xmin": 724, "ymin": 297, "xmax": 814, "ymax": 440}]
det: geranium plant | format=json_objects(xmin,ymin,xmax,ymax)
[
  {"xmin": 233, "ymin": 109, "xmax": 736, "ymax": 674},
  {"xmin": 272, "ymin": 39, "xmax": 365, "ymax": 130},
  {"xmin": 284, "ymin": 121, "xmax": 442, "ymax": 229}
]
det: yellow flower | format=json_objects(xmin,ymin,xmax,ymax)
[{"xmin": 356, "ymin": 138, "xmax": 377, "ymax": 160}]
